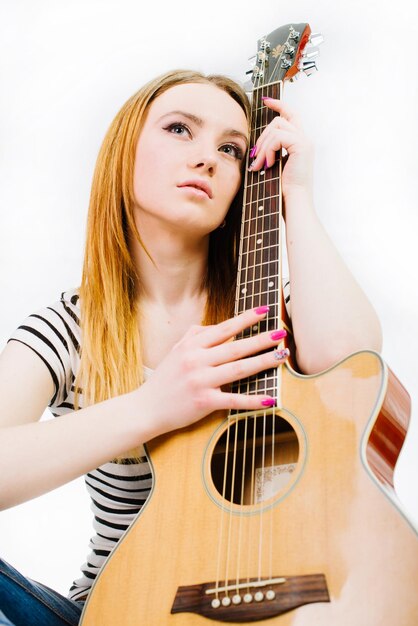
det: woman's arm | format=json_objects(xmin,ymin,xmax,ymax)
[
  {"xmin": 284, "ymin": 187, "xmax": 382, "ymax": 373},
  {"xmin": 248, "ymin": 98, "xmax": 382, "ymax": 373},
  {"xmin": 0, "ymin": 340, "xmax": 147, "ymax": 510},
  {"xmin": 0, "ymin": 308, "xmax": 288, "ymax": 510}
]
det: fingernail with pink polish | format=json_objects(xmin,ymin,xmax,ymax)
[
  {"xmin": 264, "ymin": 159, "xmax": 269, "ymax": 170},
  {"xmin": 274, "ymin": 348, "xmax": 290, "ymax": 361},
  {"xmin": 255, "ymin": 305, "xmax": 270, "ymax": 315},
  {"xmin": 261, "ymin": 397, "xmax": 276, "ymax": 407},
  {"xmin": 261, "ymin": 96, "xmax": 272, "ymax": 101},
  {"xmin": 270, "ymin": 329, "xmax": 287, "ymax": 341},
  {"xmin": 249, "ymin": 145, "xmax": 257, "ymax": 158}
]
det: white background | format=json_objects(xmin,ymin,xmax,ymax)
[{"xmin": 0, "ymin": 0, "xmax": 417, "ymax": 596}]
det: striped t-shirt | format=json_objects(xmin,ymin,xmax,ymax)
[
  {"xmin": 7, "ymin": 284, "xmax": 291, "ymax": 601},
  {"xmin": 7, "ymin": 288, "xmax": 154, "ymax": 601}
]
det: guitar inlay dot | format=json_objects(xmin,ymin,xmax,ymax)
[
  {"xmin": 268, "ymin": 281, "xmax": 274, "ymax": 287},
  {"xmin": 241, "ymin": 287, "xmax": 247, "ymax": 294},
  {"xmin": 258, "ymin": 205, "xmax": 264, "ymax": 211},
  {"xmin": 257, "ymin": 238, "xmax": 262, "ymax": 244}
]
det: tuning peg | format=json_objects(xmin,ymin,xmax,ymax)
[
  {"xmin": 309, "ymin": 32, "xmax": 324, "ymax": 47},
  {"xmin": 288, "ymin": 26, "xmax": 300, "ymax": 42},
  {"xmin": 301, "ymin": 45, "xmax": 320, "ymax": 60},
  {"xmin": 298, "ymin": 57, "xmax": 314, "ymax": 69},
  {"xmin": 302, "ymin": 62, "xmax": 319, "ymax": 77}
]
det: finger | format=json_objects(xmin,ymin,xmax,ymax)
[
  {"xmin": 249, "ymin": 117, "xmax": 296, "ymax": 161},
  {"xmin": 249, "ymin": 130, "xmax": 300, "ymax": 171},
  {"xmin": 211, "ymin": 389, "xmax": 279, "ymax": 412},
  {"xmin": 252, "ymin": 115, "xmax": 297, "ymax": 149},
  {"xmin": 261, "ymin": 97, "xmax": 303, "ymax": 128},
  {"xmin": 208, "ymin": 346, "xmax": 290, "ymax": 388},
  {"xmin": 196, "ymin": 306, "xmax": 271, "ymax": 349},
  {"xmin": 208, "ymin": 328, "xmax": 287, "ymax": 366}
]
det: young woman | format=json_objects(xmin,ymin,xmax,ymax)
[{"xmin": 0, "ymin": 69, "xmax": 382, "ymax": 626}]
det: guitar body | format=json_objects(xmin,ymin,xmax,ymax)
[{"xmin": 80, "ymin": 350, "xmax": 418, "ymax": 625}]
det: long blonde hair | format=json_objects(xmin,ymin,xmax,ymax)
[{"xmin": 74, "ymin": 70, "xmax": 251, "ymax": 451}]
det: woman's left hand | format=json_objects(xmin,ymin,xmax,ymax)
[{"xmin": 248, "ymin": 97, "xmax": 314, "ymax": 199}]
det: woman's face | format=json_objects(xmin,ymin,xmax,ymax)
[{"xmin": 132, "ymin": 82, "xmax": 248, "ymax": 237}]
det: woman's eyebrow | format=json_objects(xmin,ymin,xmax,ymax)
[{"xmin": 157, "ymin": 110, "xmax": 248, "ymax": 148}]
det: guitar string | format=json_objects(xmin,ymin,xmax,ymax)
[
  {"xmin": 237, "ymin": 80, "xmax": 261, "ymax": 596},
  {"xmin": 253, "ymin": 65, "xmax": 285, "ymax": 589},
  {"xmin": 242, "ymin": 69, "xmax": 272, "ymax": 596},
  {"xmin": 256, "ymin": 78, "xmax": 271, "ymax": 585},
  {"xmin": 234, "ymin": 86, "xmax": 258, "ymax": 597},
  {"xmin": 250, "ymin": 81, "xmax": 266, "ymax": 592},
  {"xmin": 269, "ymin": 75, "xmax": 284, "ymax": 586},
  {"xmin": 235, "ymin": 407, "xmax": 248, "ymax": 592},
  {"xmin": 252, "ymin": 45, "xmax": 287, "ymax": 588},
  {"xmin": 242, "ymin": 80, "xmax": 260, "ymax": 596},
  {"xmin": 224, "ymin": 409, "xmax": 239, "ymax": 600},
  {"xmin": 214, "ymin": 410, "xmax": 232, "ymax": 601},
  {"xmin": 214, "ymin": 75, "xmax": 258, "ymax": 601},
  {"xmin": 238, "ymin": 39, "xmax": 289, "ymax": 596},
  {"xmin": 220, "ymin": 45, "xmax": 287, "ymax": 599}
]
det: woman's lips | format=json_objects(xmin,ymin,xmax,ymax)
[
  {"xmin": 177, "ymin": 180, "xmax": 213, "ymax": 199},
  {"xmin": 177, "ymin": 185, "xmax": 210, "ymax": 199}
]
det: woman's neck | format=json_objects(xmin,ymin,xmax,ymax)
[{"xmin": 129, "ymin": 225, "xmax": 209, "ymax": 310}]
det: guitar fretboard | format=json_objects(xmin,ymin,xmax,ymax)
[{"xmin": 231, "ymin": 80, "xmax": 284, "ymax": 402}]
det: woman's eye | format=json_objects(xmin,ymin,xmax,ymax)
[
  {"xmin": 220, "ymin": 144, "xmax": 244, "ymax": 160},
  {"xmin": 165, "ymin": 122, "xmax": 191, "ymax": 136}
]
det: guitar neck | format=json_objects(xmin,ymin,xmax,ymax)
[{"xmin": 231, "ymin": 80, "xmax": 284, "ymax": 400}]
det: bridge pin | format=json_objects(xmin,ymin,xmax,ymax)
[
  {"xmin": 243, "ymin": 593, "xmax": 253, "ymax": 603},
  {"xmin": 254, "ymin": 591, "xmax": 264, "ymax": 602},
  {"xmin": 222, "ymin": 596, "xmax": 232, "ymax": 607},
  {"xmin": 266, "ymin": 590, "xmax": 276, "ymax": 600},
  {"xmin": 211, "ymin": 598, "xmax": 221, "ymax": 609},
  {"xmin": 232, "ymin": 594, "xmax": 242, "ymax": 605}
]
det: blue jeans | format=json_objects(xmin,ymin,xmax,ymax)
[{"xmin": 0, "ymin": 558, "xmax": 83, "ymax": 626}]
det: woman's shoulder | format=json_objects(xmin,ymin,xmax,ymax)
[{"xmin": 7, "ymin": 287, "xmax": 82, "ymax": 407}]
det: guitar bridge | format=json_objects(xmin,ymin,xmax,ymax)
[{"xmin": 171, "ymin": 573, "xmax": 330, "ymax": 622}]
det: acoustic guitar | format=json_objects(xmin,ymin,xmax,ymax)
[{"xmin": 80, "ymin": 23, "xmax": 418, "ymax": 625}]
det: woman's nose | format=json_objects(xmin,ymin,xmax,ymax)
[{"xmin": 188, "ymin": 145, "xmax": 218, "ymax": 173}]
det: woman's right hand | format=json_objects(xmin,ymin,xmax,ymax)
[{"xmin": 133, "ymin": 306, "xmax": 289, "ymax": 440}]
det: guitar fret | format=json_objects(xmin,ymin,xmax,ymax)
[
  {"xmin": 242, "ymin": 213, "xmax": 280, "ymax": 222},
  {"xmin": 236, "ymin": 298, "xmax": 280, "ymax": 311},
  {"xmin": 240, "ymin": 264, "xmax": 279, "ymax": 278},
  {"xmin": 242, "ymin": 221, "xmax": 280, "ymax": 234},
  {"xmin": 245, "ymin": 193, "xmax": 281, "ymax": 205},
  {"xmin": 242, "ymin": 228, "xmax": 278, "ymax": 238},
  {"xmin": 236, "ymin": 318, "xmax": 280, "ymax": 338},
  {"xmin": 237, "ymin": 289, "xmax": 280, "ymax": 299},
  {"xmin": 244, "ymin": 182, "xmax": 280, "ymax": 192},
  {"xmin": 245, "ymin": 176, "xmax": 280, "ymax": 187},
  {"xmin": 238, "ymin": 267, "xmax": 279, "ymax": 276},
  {"xmin": 251, "ymin": 82, "xmax": 282, "ymax": 93}
]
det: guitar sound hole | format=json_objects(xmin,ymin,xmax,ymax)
[{"xmin": 210, "ymin": 415, "xmax": 299, "ymax": 505}]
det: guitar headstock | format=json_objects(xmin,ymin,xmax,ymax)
[{"xmin": 245, "ymin": 23, "xmax": 324, "ymax": 92}]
